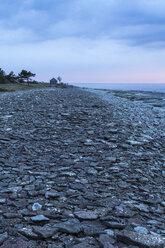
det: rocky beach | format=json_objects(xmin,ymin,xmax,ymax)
[{"xmin": 0, "ymin": 87, "xmax": 165, "ymax": 248}]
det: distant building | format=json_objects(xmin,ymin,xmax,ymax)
[{"xmin": 50, "ymin": 78, "xmax": 58, "ymax": 84}]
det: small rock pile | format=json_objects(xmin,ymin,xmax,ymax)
[{"xmin": 0, "ymin": 87, "xmax": 164, "ymax": 247}]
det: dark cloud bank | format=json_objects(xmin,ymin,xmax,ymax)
[{"xmin": 1, "ymin": 0, "xmax": 165, "ymax": 46}]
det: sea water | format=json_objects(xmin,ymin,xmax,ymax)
[{"xmin": 72, "ymin": 83, "xmax": 165, "ymax": 93}]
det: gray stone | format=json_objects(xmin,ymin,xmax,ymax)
[
  {"xmin": 31, "ymin": 215, "xmax": 49, "ymax": 222},
  {"xmin": 0, "ymin": 232, "xmax": 8, "ymax": 245},
  {"xmin": 45, "ymin": 191, "xmax": 60, "ymax": 198},
  {"xmin": 134, "ymin": 204, "xmax": 149, "ymax": 213},
  {"xmin": 32, "ymin": 202, "xmax": 42, "ymax": 211},
  {"xmin": 160, "ymin": 201, "xmax": 165, "ymax": 207},
  {"xmin": 82, "ymin": 224, "xmax": 105, "ymax": 236},
  {"xmin": 134, "ymin": 226, "xmax": 149, "ymax": 234},
  {"xmin": 74, "ymin": 210, "xmax": 99, "ymax": 220},
  {"xmin": 3, "ymin": 213, "xmax": 22, "ymax": 218},
  {"xmin": 33, "ymin": 226, "xmax": 57, "ymax": 238},
  {"xmin": 18, "ymin": 227, "xmax": 39, "ymax": 239},
  {"xmin": 105, "ymin": 229, "xmax": 115, "ymax": 237},
  {"xmin": 61, "ymin": 171, "xmax": 76, "ymax": 176},
  {"xmin": 54, "ymin": 219, "xmax": 82, "ymax": 234},
  {"xmin": 98, "ymin": 234, "xmax": 115, "ymax": 248},
  {"xmin": 104, "ymin": 220, "xmax": 126, "ymax": 229},
  {"xmin": 0, "ymin": 199, "xmax": 6, "ymax": 204},
  {"xmin": 87, "ymin": 168, "xmax": 98, "ymax": 175},
  {"xmin": 105, "ymin": 157, "xmax": 117, "ymax": 162},
  {"xmin": 128, "ymin": 140, "xmax": 142, "ymax": 145},
  {"xmin": 117, "ymin": 231, "xmax": 165, "ymax": 248},
  {"xmin": 0, "ymin": 237, "xmax": 29, "ymax": 248}
]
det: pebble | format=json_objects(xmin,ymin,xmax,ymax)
[{"xmin": 32, "ymin": 202, "xmax": 42, "ymax": 211}]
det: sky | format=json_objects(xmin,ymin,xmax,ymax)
[{"xmin": 1, "ymin": 0, "xmax": 165, "ymax": 83}]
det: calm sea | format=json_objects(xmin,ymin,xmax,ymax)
[{"xmin": 72, "ymin": 83, "xmax": 165, "ymax": 93}]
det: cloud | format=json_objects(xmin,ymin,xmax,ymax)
[
  {"xmin": 1, "ymin": 0, "xmax": 165, "ymax": 46},
  {"xmin": 1, "ymin": 36, "xmax": 165, "ymax": 83},
  {"xmin": 0, "ymin": 26, "xmax": 37, "ymax": 45}
]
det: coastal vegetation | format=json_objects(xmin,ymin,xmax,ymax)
[{"xmin": 0, "ymin": 68, "xmax": 69, "ymax": 92}]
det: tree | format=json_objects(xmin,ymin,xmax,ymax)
[
  {"xmin": 0, "ymin": 68, "xmax": 5, "ymax": 84},
  {"xmin": 57, "ymin": 76, "xmax": 62, "ymax": 84},
  {"xmin": 18, "ymin": 70, "xmax": 36, "ymax": 85},
  {"xmin": 5, "ymin": 71, "xmax": 17, "ymax": 83}
]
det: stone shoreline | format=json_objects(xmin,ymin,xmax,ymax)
[{"xmin": 0, "ymin": 87, "xmax": 164, "ymax": 247}]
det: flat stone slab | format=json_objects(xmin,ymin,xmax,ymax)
[
  {"xmin": 74, "ymin": 210, "xmax": 99, "ymax": 220},
  {"xmin": 30, "ymin": 215, "xmax": 49, "ymax": 222},
  {"xmin": 117, "ymin": 231, "xmax": 165, "ymax": 248}
]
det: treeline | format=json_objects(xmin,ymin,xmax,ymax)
[{"xmin": 0, "ymin": 68, "xmax": 36, "ymax": 85}]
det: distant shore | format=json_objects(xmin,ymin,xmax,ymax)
[
  {"xmin": 72, "ymin": 82, "xmax": 165, "ymax": 93},
  {"xmin": 85, "ymin": 88, "xmax": 165, "ymax": 109}
]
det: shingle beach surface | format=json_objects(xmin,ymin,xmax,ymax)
[{"xmin": 0, "ymin": 87, "xmax": 164, "ymax": 247}]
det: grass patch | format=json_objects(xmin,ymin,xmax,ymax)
[
  {"xmin": 0, "ymin": 83, "xmax": 69, "ymax": 92},
  {"xmin": 114, "ymin": 94, "xmax": 136, "ymax": 101},
  {"xmin": 0, "ymin": 87, "xmax": 14, "ymax": 92}
]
